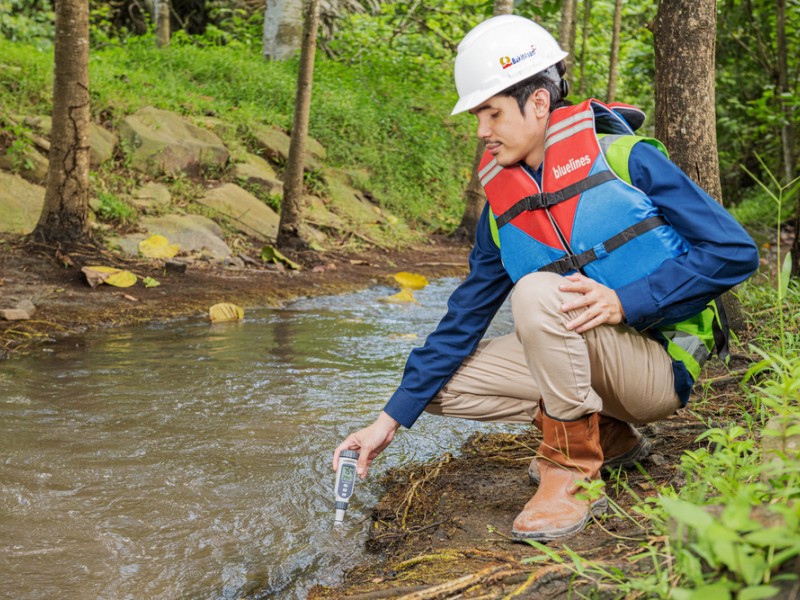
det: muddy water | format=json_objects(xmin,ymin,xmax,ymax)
[{"xmin": 0, "ymin": 278, "xmax": 514, "ymax": 599}]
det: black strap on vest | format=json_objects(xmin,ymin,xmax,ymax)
[
  {"xmin": 495, "ymin": 171, "xmax": 616, "ymax": 228},
  {"xmin": 712, "ymin": 296, "xmax": 730, "ymax": 359},
  {"xmin": 538, "ymin": 215, "xmax": 668, "ymax": 275}
]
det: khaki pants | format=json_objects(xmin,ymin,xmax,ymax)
[{"xmin": 426, "ymin": 272, "xmax": 682, "ymax": 424}]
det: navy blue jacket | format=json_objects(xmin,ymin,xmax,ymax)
[{"xmin": 384, "ymin": 142, "xmax": 760, "ymax": 428}]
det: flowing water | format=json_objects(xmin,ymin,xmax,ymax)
[{"xmin": 0, "ymin": 278, "xmax": 516, "ymax": 599}]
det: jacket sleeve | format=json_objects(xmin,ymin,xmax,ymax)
[
  {"xmin": 382, "ymin": 204, "xmax": 514, "ymax": 428},
  {"xmin": 616, "ymin": 142, "xmax": 760, "ymax": 329}
]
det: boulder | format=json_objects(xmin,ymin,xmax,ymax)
[
  {"xmin": 132, "ymin": 182, "xmax": 172, "ymax": 212},
  {"xmin": 88, "ymin": 123, "xmax": 117, "ymax": 167},
  {"xmin": 109, "ymin": 214, "xmax": 232, "ymax": 260},
  {"xmin": 119, "ymin": 106, "xmax": 229, "ymax": 177},
  {"xmin": 231, "ymin": 153, "xmax": 284, "ymax": 196},
  {"xmin": 197, "ymin": 183, "xmax": 279, "ymax": 241},
  {"xmin": 248, "ymin": 124, "xmax": 323, "ymax": 170},
  {"xmin": 18, "ymin": 114, "xmax": 117, "ymax": 169},
  {"xmin": 0, "ymin": 171, "xmax": 45, "ymax": 234},
  {"xmin": 0, "ymin": 147, "xmax": 49, "ymax": 184},
  {"xmin": 325, "ymin": 169, "xmax": 386, "ymax": 226}
]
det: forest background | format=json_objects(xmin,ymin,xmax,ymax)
[{"xmin": 1, "ymin": 0, "xmax": 800, "ymax": 597}]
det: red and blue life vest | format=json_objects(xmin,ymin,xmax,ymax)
[{"xmin": 479, "ymin": 98, "xmax": 688, "ymax": 288}]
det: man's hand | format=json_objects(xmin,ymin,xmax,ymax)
[
  {"xmin": 333, "ymin": 411, "xmax": 401, "ymax": 479},
  {"xmin": 558, "ymin": 273, "xmax": 626, "ymax": 333}
]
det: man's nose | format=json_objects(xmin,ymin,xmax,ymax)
[{"xmin": 476, "ymin": 119, "xmax": 491, "ymax": 140}]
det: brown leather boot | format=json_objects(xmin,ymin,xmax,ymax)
[
  {"xmin": 512, "ymin": 410, "xmax": 606, "ymax": 541},
  {"xmin": 527, "ymin": 414, "xmax": 651, "ymax": 484}
]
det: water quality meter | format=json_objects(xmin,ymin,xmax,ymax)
[{"xmin": 334, "ymin": 450, "xmax": 359, "ymax": 524}]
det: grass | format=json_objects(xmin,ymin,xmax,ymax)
[{"xmin": 0, "ymin": 32, "xmax": 475, "ymax": 233}]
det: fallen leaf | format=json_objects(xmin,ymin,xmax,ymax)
[
  {"xmin": 379, "ymin": 287, "xmax": 418, "ymax": 304},
  {"xmin": 139, "ymin": 234, "xmax": 180, "ymax": 259},
  {"xmin": 142, "ymin": 276, "xmax": 160, "ymax": 288},
  {"xmin": 261, "ymin": 245, "xmax": 302, "ymax": 270},
  {"xmin": 82, "ymin": 266, "xmax": 137, "ymax": 288},
  {"xmin": 209, "ymin": 302, "xmax": 244, "ymax": 323},
  {"xmin": 393, "ymin": 272, "xmax": 429, "ymax": 290}
]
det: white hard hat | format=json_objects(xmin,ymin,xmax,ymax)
[{"xmin": 451, "ymin": 15, "xmax": 568, "ymax": 115}]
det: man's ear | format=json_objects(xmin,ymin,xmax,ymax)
[{"xmin": 529, "ymin": 88, "xmax": 551, "ymax": 118}]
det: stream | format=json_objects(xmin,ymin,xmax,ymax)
[{"xmin": 0, "ymin": 278, "xmax": 515, "ymax": 599}]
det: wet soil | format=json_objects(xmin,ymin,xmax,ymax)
[
  {"xmin": 305, "ymin": 360, "xmax": 765, "ymax": 600},
  {"xmin": 0, "ymin": 233, "xmax": 471, "ymax": 359}
]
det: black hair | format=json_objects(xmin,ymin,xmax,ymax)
[{"xmin": 498, "ymin": 60, "xmax": 570, "ymax": 115}]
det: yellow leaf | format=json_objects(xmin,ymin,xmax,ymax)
[
  {"xmin": 261, "ymin": 245, "xmax": 302, "ymax": 270},
  {"xmin": 209, "ymin": 302, "xmax": 244, "ymax": 323},
  {"xmin": 105, "ymin": 270, "xmax": 137, "ymax": 287},
  {"xmin": 81, "ymin": 266, "xmax": 137, "ymax": 288},
  {"xmin": 378, "ymin": 287, "xmax": 418, "ymax": 304},
  {"xmin": 139, "ymin": 234, "xmax": 180, "ymax": 259},
  {"xmin": 393, "ymin": 272, "xmax": 429, "ymax": 290}
]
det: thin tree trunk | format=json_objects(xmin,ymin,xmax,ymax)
[
  {"xmin": 558, "ymin": 0, "xmax": 576, "ymax": 74},
  {"xmin": 277, "ymin": 0, "xmax": 320, "ymax": 249},
  {"xmin": 654, "ymin": 0, "xmax": 745, "ymax": 331},
  {"xmin": 578, "ymin": 0, "xmax": 592, "ymax": 97},
  {"xmin": 606, "ymin": 0, "xmax": 622, "ymax": 103},
  {"xmin": 567, "ymin": 0, "xmax": 578, "ymax": 76},
  {"xmin": 156, "ymin": 0, "xmax": 171, "ymax": 47},
  {"xmin": 33, "ymin": 0, "xmax": 90, "ymax": 246},
  {"xmin": 777, "ymin": 0, "xmax": 800, "ymax": 277},
  {"xmin": 776, "ymin": 0, "xmax": 795, "ymax": 186},
  {"xmin": 454, "ymin": 0, "xmax": 513, "ymax": 241}
]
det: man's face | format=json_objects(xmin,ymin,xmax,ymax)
[{"xmin": 469, "ymin": 92, "xmax": 548, "ymax": 169}]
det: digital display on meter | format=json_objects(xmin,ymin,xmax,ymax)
[{"xmin": 337, "ymin": 464, "xmax": 356, "ymax": 497}]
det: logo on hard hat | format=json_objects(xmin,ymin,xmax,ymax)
[{"xmin": 499, "ymin": 45, "xmax": 539, "ymax": 71}]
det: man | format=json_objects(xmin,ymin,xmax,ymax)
[{"xmin": 333, "ymin": 15, "xmax": 759, "ymax": 541}]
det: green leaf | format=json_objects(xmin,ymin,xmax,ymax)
[
  {"xmin": 660, "ymin": 497, "xmax": 714, "ymax": 532},
  {"xmin": 142, "ymin": 276, "xmax": 160, "ymax": 288},
  {"xmin": 744, "ymin": 527, "xmax": 793, "ymax": 549},
  {"xmin": 738, "ymin": 585, "xmax": 781, "ymax": 600}
]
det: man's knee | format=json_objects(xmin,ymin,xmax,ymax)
[{"xmin": 511, "ymin": 272, "xmax": 569, "ymax": 331}]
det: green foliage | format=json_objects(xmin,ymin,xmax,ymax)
[
  {"xmin": 95, "ymin": 191, "xmax": 136, "ymax": 224},
  {"xmin": 0, "ymin": 0, "xmax": 53, "ymax": 48}
]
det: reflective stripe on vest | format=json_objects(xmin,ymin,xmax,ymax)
[
  {"xmin": 480, "ymin": 98, "xmax": 689, "ymax": 289},
  {"xmin": 480, "ymin": 98, "xmax": 723, "ymax": 381}
]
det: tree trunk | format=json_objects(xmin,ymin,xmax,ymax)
[
  {"xmin": 567, "ymin": 0, "xmax": 578, "ymax": 76},
  {"xmin": 654, "ymin": 0, "xmax": 745, "ymax": 332},
  {"xmin": 454, "ymin": 0, "xmax": 513, "ymax": 241},
  {"xmin": 777, "ymin": 0, "xmax": 800, "ymax": 277},
  {"xmin": 33, "ymin": 0, "xmax": 90, "ymax": 246},
  {"xmin": 156, "ymin": 0, "xmax": 171, "ymax": 47},
  {"xmin": 558, "ymin": 0, "xmax": 576, "ymax": 75},
  {"xmin": 654, "ymin": 0, "xmax": 722, "ymax": 201},
  {"xmin": 277, "ymin": 0, "xmax": 320, "ymax": 249},
  {"xmin": 263, "ymin": 0, "xmax": 305, "ymax": 60},
  {"xmin": 606, "ymin": 0, "xmax": 623, "ymax": 103},
  {"xmin": 578, "ymin": 0, "xmax": 592, "ymax": 97},
  {"xmin": 776, "ymin": 0, "xmax": 796, "ymax": 186}
]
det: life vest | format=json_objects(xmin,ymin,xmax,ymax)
[
  {"xmin": 479, "ymin": 98, "xmax": 726, "ymax": 382},
  {"xmin": 479, "ymin": 98, "xmax": 688, "ymax": 288}
]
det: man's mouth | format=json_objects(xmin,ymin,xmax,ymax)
[{"xmin": 485, "ymin": 141, "xmax": 501, "ymax": 155}]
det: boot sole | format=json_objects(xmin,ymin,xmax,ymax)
[
  {"xmin": 511, "ymin": 496, "xmax": 608, "ymax": 542},
  {"xmin": 527, "ymin": 436, "xmax": 652, "ymax": 485}
]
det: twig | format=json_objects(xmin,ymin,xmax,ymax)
[
  {"xmin": 503, "ymin": 564, "xmax": 571, "ymax": 599},
  {"xmin": 395, "ymin": 565, "xmax": 520, "ymax": 600}
]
